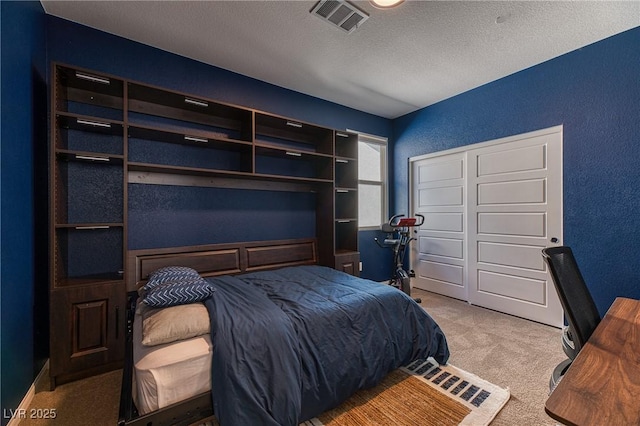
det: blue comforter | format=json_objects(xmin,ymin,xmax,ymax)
[{"xmin": 203, "ymin": 265, "xmax": 449, "ymax": 426}]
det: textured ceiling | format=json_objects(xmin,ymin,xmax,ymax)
[{"xmin": 41, "ymin": 1, "xmax": 640, "ymax": 118}]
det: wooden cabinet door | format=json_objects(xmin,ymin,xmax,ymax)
[
  {"xmin": 50, "ymin": 282, "xmax": 125, "ymax": 381},
  {"xmin": 335, "ymin": 253, "xmax": 360, "ymax": 277}
]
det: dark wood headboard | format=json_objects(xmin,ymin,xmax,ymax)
[{"xmin": 126, "ymin": 238, "xmax": 317, "ymax": 292}]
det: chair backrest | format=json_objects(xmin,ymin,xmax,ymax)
[{"xmin": 542, "ymin": 246, "xmax": 601, "ymax": 356}]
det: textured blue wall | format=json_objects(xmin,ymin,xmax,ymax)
[
  {"xmin": 46, "ymin": 16, "xmax": 392, "ymax": 279},
  {"xmin": 393, "ymin": 27, "xmax": 640, "ymax": 316},
  {"xmin": 128, "ymin": 186, "xmax": 317, "ymax": 249},
  {"xmin": 1, "ymin": 1, "xmax": 46, "ymax": 422}
]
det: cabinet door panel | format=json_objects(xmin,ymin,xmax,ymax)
[
  {"xmin": 50, "ymin": 283, "xmax": 125, "ymax": 377},
  {"xmin": 72, "ymin": 300, "xmax": 108, "ymax": 357},
  {"xmin": 335, "ymin": 253, "xmax": 360, "ymax": 277}
]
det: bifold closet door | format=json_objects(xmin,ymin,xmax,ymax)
[
  {"xmin": 467, "ymin": 130, "xmax": 563, "ymax": 327},
  {"xmin": 411, "ymin": 152, "xmax": 467, "ymax": 300},
  {"xmin": 411, "ymin": 127, "xmax": 563, "ymax": 327}
]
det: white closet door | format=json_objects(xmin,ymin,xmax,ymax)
[
  {"xmin": 411, "ymin": 152, "xmax": 467, "ymax": 300},
  {"xmin": 410, "ymin": 126, "xmax": 563, "ymax": 327},
  {"xmin": 467, "ymin": 130, "xmax": 563, "ymax": 327}
]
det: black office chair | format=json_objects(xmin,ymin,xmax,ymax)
[{"xmin": 542, "ymin": 246, "xmax": 601, "ymax": 392}]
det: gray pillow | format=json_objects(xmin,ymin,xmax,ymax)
[
  {"xmin": 143, "ymin": 277, "xmax": 215, "ymax": 308},
  {"xmin": 144, "ymin": 266, "xmax": 201, "ymax": 292}
]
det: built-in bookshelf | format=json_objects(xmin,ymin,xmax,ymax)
[{"xmin": 49, "ymin": 63, "xmax": 360, "ymax": 386}]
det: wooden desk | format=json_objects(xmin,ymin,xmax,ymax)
[{"xmin": 545, "ymin": 297, "xmax": 640, "ymax": 425}]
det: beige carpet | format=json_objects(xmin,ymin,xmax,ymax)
[
  {"xmin": 416, "ymin": 289, "xmax": 565, "ymax": 426},
  {"xmin": 21, "ymin": 289, "xmax": 564, "ymax": 425}
]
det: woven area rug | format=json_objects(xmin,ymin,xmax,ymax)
[
  {"xmin": 198, "ymin": 358, "xmax": 510, "ymax": 426},
  {"xmin": 302, "ymin": 358, "xmax": 510, "ymax": 426}
]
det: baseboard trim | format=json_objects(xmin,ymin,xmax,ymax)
[{"xmin": 7, "ymin": 360, "xmax": 49, "ymax": 426}]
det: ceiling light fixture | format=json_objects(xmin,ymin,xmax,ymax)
[{"xmin": 369, "ymin": 0, "xmax": 404, "ymax": 9}]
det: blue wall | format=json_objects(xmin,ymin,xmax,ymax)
[
  {"xmin": 128, "ymin": 186, "xmax": 317, "ymax": 249},
  {"xmin": 393, "ymin": 27, "xmax": 640, "ymax": 316},
  {"xmin": 1, "ymin": 1, "xmax": 46, "ymax": 422}
]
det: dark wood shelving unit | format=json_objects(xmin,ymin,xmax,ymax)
[
  {"xmin": 127, "ymin": 124, "xmax": 254, "ymax": 174},
  {"xmin": 335, "ymin": 159, "xmax": 358, "ymax": 189},
  {"xmin": 50, "ymin": 64, "xmax": 127, "ymax": 389},
  {"xmin": 255, "ymin": 112, "xmax": 334, "ymax": 155},
  {"xmin": 128, "ymin": 82, "xmax": 253, "ymax": 143},
  {"xmin": 254, "ymin": 145, "xmax": 334, "ymax": 181},
  {"xmin": 55, "ymin": 151, "xmax": 125, "ymax": 163},
  {"xmin": 55, "ymin": 65, "xmax": 124, "ymax": 120},
  {"xmin": 127, "ymin": 161, "xmax": 255, "ymax": 179},
  {"xmin": 49, "ymin": 62, "xmax": 361, "ymax": 387},
  {"xmin": 128, "ymin": 124, "xmax": 253, "ymax": 148},
  {"xmin": 333, "ymin": 131, "xmax": 359, "ymax": 275},
  {"xmin": 53, "ymin": 225, "xmax": 124, "ymax": 278},
  {"xmin": 56, "ymin": 112, "xmax": 124, "ymax": 134},
  {"xmin": 54, "ymin": 273, "xmax": 124, "ymax": 288}
]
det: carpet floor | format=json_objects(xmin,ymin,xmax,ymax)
[{"xmin": 21, "ymin": 288, "xmax": 564, "ymax": 425}]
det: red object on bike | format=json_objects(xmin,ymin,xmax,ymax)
[{"xmin": 396, "ymin": 218, "xmax": 416, "ymax": 227}]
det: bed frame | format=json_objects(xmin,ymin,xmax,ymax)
[{"xmin": 117, "ymin": 238, "xmax": 318, "ymax": 426}]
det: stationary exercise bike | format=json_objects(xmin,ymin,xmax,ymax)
[{"xmin": 374, "ymin": 213, "xmax": 425, "ymax": 303}]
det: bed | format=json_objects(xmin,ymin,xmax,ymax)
[{"xmin": 118, "ymin": 238, "xmax": 449, "ymax": 426}]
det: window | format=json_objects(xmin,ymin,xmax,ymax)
[{"xmin": 357, "ymin": 134, "xmax": 387, "ymax": 229}]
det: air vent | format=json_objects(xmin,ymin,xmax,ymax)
[{"xmin": 311, "ymin": 0, "xmax": 369, "ymax": 34}]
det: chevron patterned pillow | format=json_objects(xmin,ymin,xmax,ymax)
[
  {"xmin": 143, "ymin": 277, "xmax": 215, "ymax": 308},
  {"xmin": 145, "ymin": 266, "xmax": 201, "ymax": 291}
]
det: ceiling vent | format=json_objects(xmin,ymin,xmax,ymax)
[{"xmin": 310, "ymin": 0, "xmax": 369, "ymax": 34}]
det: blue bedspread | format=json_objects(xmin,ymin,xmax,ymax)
[{"xmin": 203, "ymin": 265, "xmax": 449, "ymax": 426}]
